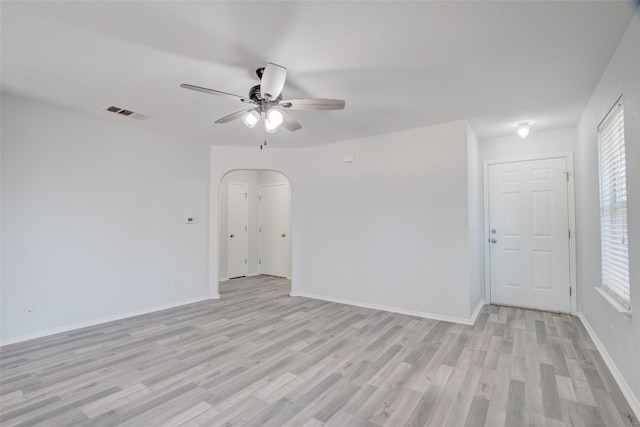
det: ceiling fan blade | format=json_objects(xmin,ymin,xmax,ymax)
[
  {"xmin": 180, "ymin": 84, "xmax": 254, "ymax": 104},
  {"xmin": 260, "ymin": 63, "xmax": 287, "ymax": 100},
  {"xmin": 215, "ymin": 108, "xmax": 256, "ymax": 124},
  {"xmin": 279, "ymin": 98, "xmax": 345, "ymax": 110},
  {"xmin": 280, "ymin": 110, "xmax": 302, "ymax": 132}
]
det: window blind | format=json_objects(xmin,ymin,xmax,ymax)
[{"xmin": 597, "ymin": 98, "xmax": 630, "ymax": 309}]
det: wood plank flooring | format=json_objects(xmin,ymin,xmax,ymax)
[{"xmin": 1, "ymin": 275, "xmax": 638, "ymax": 426}]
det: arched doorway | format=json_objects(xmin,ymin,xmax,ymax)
[{"xmin": 218, "ymin": 170, "xmax": 291, "ymax": 293}]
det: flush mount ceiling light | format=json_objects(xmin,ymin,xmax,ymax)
[{"xmin": 516, "ymin": 122, "xmax": 531, "ymax": 139}]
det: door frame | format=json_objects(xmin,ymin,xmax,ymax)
[
  {"xmin": 258, "ymin": 182, "xmax": 291, "ymax": 279},
  {"xmin": 227, "ymin": 180, "xmax": 249, "ymax": 279},
  {"xmin": 482, "ymin": 153, "xmax": 577, "ymax": 314}
]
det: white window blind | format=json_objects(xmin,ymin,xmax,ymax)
[{"xmin": 597, "ymin": 98, "xmax": 630, "ymax": 309}]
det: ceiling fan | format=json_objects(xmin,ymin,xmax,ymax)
[{"xmin": 180, "ymin": 63, "xmax": 345, "ymax": 138}]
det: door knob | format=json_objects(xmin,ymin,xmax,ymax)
[
  {"xmin": 491, "ymin": 238, "xmax": 497, "ymax": 243},
  {"xmin": 230, "ymin": 234, "xmax": 234, "ymax": 238},
  {"xmin": 281, "ymin": 233, "xmax": 286, "ymax": 237}
]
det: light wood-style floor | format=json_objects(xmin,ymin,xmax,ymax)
[{"xmin": 1, "ymin": 275, "xmax": 637, "ymax": 426}]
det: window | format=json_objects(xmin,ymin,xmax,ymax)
[{"xmin": 597, "ymin": 97, "xmax": 630, "ymax": 309}]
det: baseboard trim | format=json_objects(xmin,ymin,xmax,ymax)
[
  {"xmin": 0, "ymin": 296, "xmax": 214, "ymax": 347},
  {"xmin": 289, "ymin": 292, "xmax": 484, "ymax": 326},
  {"xmin": 470, "ymin": 299, "xmax": 486, "ymax": 325},
  {"xmin": 577, "ymin": 312, "xmax": 640, "ymax": 420}
]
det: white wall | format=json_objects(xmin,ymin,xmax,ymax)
[
  {"xmin": 481, "ymin": 127, "xmax": 577, "ymax": 162},
  {"xmin": 574, "ymin": 10, "xmax": 640, "ymax": 413},
  {"xmin": 467, "ymin": 124, "xmax": 484, "ymax": 314},
  {"xmin": 210, "ymin": 120, "xmax": 483, "ymax": 323},
  {"xmin": 1, "ymin": 95, "xmax": 211, "ymax": 344},
  {"xmin": 296, "ymin": 121, "xmax": 477, "ymax": 321},
  {"xmin": 259, "ymin": 170, "xmax": 290, "ymax": 186}
]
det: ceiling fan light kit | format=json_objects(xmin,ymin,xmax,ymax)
[
  {"xmin": 266, "ymin": 109, "xmax": 284, "ymax": 127},
  {"xmin": 242, "ymin": 110, "xmax": 260, "ymax": 128},
  {"xmin": 264, "ymin": 116, "xmax": 279, "ymax": 133},
  {"xmin": 516, "ymin": 121, "xmax": 531, "ymax": 139},
  {"xmin": 181, "ymin": 62, "xmax": 345, "ymax": 147}
]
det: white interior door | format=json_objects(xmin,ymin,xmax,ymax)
[
  {"xmin": 259, "ymin": 183, "xmax": 290, "ymax": 277},
  {"xmin": 227, "ymin": 181, "xmax": 248, "ymax": 279},
  {"xmin": 488, "ymin": 157, "xmax": 571, "ymax": 312}
]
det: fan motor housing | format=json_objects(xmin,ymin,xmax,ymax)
[
  {"xmin": 249, "ymin": 85, "xmax": 262, "ymax": 102},
  {"xmin": 249, "ymin": 84, "xmax": 282, "ymax": 103}
]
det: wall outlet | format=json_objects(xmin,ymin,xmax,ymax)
[
  {"xmin": 24, "ymin": 305, "xmax": 35, "ymax": 317},
  {"xmin": 170, "ymin": 282, "xmax": 177, "ymax": 292}
]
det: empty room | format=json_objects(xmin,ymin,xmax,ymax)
[{"xmin": 1, "ymin": 1, "xmax": 639, "ymax": 426}]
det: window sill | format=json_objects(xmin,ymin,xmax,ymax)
[{"xmin": 595, "ymin": 287, "xmax": 632, "ymax": 321}]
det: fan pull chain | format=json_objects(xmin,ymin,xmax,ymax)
[{"xmin": 260, "ymin": 115, "xmax": 267, "ymax": 150}]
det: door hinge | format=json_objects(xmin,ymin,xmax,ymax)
[
  {"xmin": 569, "ymin": 287, "xmax": 572, "ymax": 296},
  {"xmin": 245, "ymin": 259, "xmax": 247, "ymax": 265},
  {"xmin": 244, "ymin": 192, "xmax": 248, "ymax": 198},
  {"xmin": 564, "ymin": 171, "xmax": 571, "ymax": 182},
  {"xmin": 568, "ymin": 229, "xmax": 571, "ymax": 239},
  {"xmin": 258, "ymin": 195, "xmax": 262, "ymax": 201},
  {"xmin": 245, "ymin": 226, "xmax": 247, "ymax": 231},
  {"xmin": 259, "ymin": 259, "xmax": 262, "ymax": 265}
]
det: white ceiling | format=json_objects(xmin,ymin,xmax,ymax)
[{"xmin": 1, "ymin": 1, "xmax": 637, "ymax": 148}]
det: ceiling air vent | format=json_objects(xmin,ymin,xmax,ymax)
[
  {"xmin": 130, "ymin": 112, "xmax": 150, "ymax": 121},
  {"xmin": 102, "ymin": 105, "xmax": 150, "ymax": 120}
]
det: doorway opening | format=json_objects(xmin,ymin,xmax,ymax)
[{"xmin": 218, "ymin": 170, "xmax": 292, "ymax": 294}]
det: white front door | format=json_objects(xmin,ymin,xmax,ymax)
[
  {"xmin": 488, "ymin": 157, "xmax": 571, "ymax": 312},
  {"xmin": 227, "ymin": 181, "xmax": 248, "ymax": 279},
  {"xmin": 259, "ymin": 183, "xmax": 290, "ymax": 277}
]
